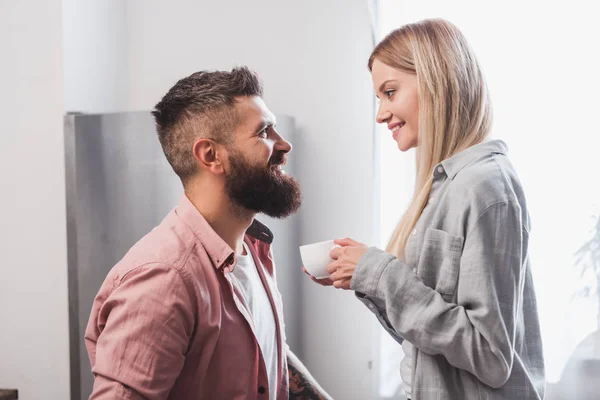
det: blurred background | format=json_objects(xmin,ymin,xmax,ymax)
[{"xmin": 0, "ymin": 1, "xmax": 598, "ymax": 399}]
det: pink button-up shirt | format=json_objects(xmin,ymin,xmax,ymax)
[{"xmin": 85, "ymin": 195, "xmax": 289, "ymax": 399}]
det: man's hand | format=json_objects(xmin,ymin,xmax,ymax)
[{"xmin": 288, "ymin": 348, "xmax": 334, "ymax": 400}]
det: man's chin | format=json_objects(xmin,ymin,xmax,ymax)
[
  {"xmin": 259, "ymin": 188, "xmax": 302, "ymax": 219},
  {"xmin": 225, "ymin": 161, "xmax": 301, "ymax": 219},
  {"xmin": 261, "ymin": 206, "xmax": 299, "ymax": 219}
]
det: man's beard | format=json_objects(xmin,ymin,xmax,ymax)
[{"xmin": 224, "ymin": 150, "xmax": 302, "ymax": 219}]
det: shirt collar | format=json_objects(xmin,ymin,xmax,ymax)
[
  {"xmin": 438, "ymin": 139, "xmax": 508, "ymax": 180},
  {"xmin": 175, "ymin": 195, "xmax": 274, "ymax": 271}
]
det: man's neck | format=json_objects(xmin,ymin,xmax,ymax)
[{"xmin": 185, "ymin": 186, "xmax": 254, "ymax": 255}]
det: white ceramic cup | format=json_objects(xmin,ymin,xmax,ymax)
[{"xmin": 299, "ymin": 239, "xmax": 337, "ymax": 279}]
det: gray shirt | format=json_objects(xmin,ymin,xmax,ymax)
[{"xmin": 352, "ymin": 140, "xmax": 545, "ymax": 400}]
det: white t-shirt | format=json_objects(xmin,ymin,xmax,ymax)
[
  {"xmin": 401, "ymin": 339, "xmax": 414, "ymax": 398},
  {"xmin": 229, "ymin": 243, "xmax": 278, "ymax": 400}
]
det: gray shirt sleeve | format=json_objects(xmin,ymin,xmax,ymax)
[{"xmin": 350, "ymin": 201, "xmax": 527, "ymax": 389}]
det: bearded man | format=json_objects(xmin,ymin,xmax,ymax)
[{"xmin": 85, "ymin": 67, "xmax": 331, "ymax": 400}]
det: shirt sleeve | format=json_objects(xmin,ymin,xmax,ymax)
[
  {"xmin": 351, "ymin": 201, "xmax": 528, "ymax": 388},
  {"xmin": 85, "ymin": 263, "xmax": 195, "ymax": 399}
]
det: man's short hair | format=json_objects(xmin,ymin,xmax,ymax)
[{"xmin": 152, "ymin": 66, "xmax": 263, "ymax": 184}]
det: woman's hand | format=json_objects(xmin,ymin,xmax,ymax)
[
  {"xmin": 327, "ymin": 237, "xmax": 368, "ymax": 290},
  {"xmin": 302, "ymin": 267, "xmax": 334, "ymax": 286}
]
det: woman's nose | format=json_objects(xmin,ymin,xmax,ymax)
[{"xmin": 376, "ymin": 104, "xmax": 392, "ymax": 124}]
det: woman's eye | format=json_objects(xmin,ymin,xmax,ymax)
[{"xmin": 384, "ymin": 90, "xmax": 395, "ymax": 98}]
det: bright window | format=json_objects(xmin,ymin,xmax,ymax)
[{"xmin": 376, "ymin": 1, "xmax": 600, "ymax": 398}]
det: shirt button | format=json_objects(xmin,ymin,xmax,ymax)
[
  {"xmin": 412, "ymin": 267, "xmax": 417, "ymax": 273},
  {"xmin": 437, "ymin": 166, "xmax": 444, "ymax": 173},
  {"xmin": 368, "ymin": 303, "xmax": 375, "ymax": 310},
  {"xmin": 428, "ymin": 197, "xmax": 434, "ymax": 204},
  {"xmin": 411, "ymin": 228, "xmax": 417, "ymax": 236},
  {"xmin": 258, "ymin": 386, "xmax": 266, "ymax": 394}
]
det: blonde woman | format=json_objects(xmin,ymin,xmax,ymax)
[{"xmin": 307, "ymin": 19, "xmax": 545, "ymax": 399}]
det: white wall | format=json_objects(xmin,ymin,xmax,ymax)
[
  {"xmin": 124, "ymin": 1, "xmax": 379, "ymax": 398},
  {"xmin": 0, "ymin": 1, "xmax": 70, "ymax": 399},
  {"xmin": 0, "ymin": 1, "xmax": 378, "ymax": 398},
  {"xmin": 62, "ymin": 0, "xmax": 127, "ymax": 113}
]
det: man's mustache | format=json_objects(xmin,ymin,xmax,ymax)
[{"xmin": 268, "ymin": 153, "xmax": 287, "ymax": 168}]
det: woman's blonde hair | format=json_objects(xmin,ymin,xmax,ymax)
[{"xmin": 369, "ymin": 18, "xmax": 493, "ymax": 258}]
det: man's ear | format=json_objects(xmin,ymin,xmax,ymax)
[{"xmin": 192, "ymin": 138, "xmax": 226, "ymax": 175}]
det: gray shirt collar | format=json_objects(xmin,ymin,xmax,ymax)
[{"xmin": 438, "ymin": 139, "xmax": 508, "ymax": 179}]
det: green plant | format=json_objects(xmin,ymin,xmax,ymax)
[{"xmin": 574, "ymin": 214, "xmax": 600, "ymax": 328}]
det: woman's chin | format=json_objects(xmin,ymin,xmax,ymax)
[{"xmin": 396, "ymin": 140, "xmax": 417, "ymax": 152}]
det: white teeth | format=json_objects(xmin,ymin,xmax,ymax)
[{"xmin": 391, "ymin": 122, "xmax": 405, "ymax": 133}]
